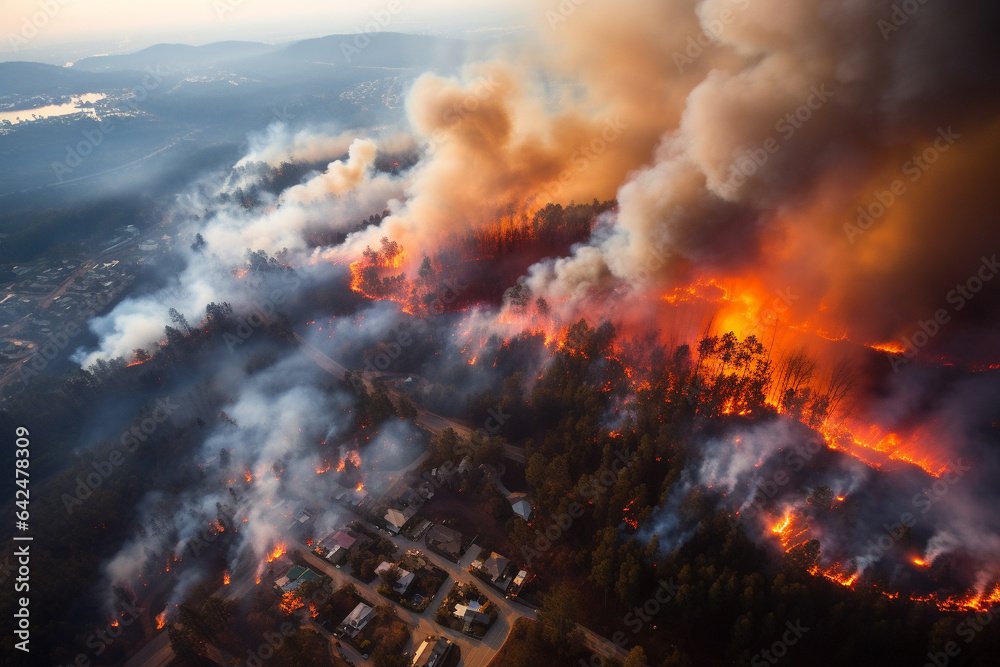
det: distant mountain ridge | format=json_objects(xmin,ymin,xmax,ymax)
[
  {"xmin": 0, "ymin": 62, "xmax": 133, "ymax": 97},
  {"xmin": 69, "ymin": 32, "xmax": 468, "ymax": 73},
  {"xmin": 0, "ymin": 32, "xmax": 470, "ymax": 99},
  {"xmin": 72, "ymin": 40, "xmax": 280, "ymax": 72},
  {"xmin": 273, "ymin": 32, "xmax": 467, "ymax": 67}
]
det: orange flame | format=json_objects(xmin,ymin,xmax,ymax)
[
  {"xmin": 770, "ymin": 510, "xmax": 794, "ymax": 540},
  {"xmin": 223, "ymin": 571, "xmax": 231, "ymax": 585},
  {"xmin": 155, "ymin": 611, "xmax": 167, "ymax": 630},
  {"xmin": 280, "ymin": 590, "xmax": 304, "ymax": 614},
  {"xmin": 622, "ymin": 498, "xmax": 639, "ymax": 529},
  {"xmin": 809, "ymin": 564, "xmax": 859, "ymax": 588},
  {"xmin": 867, "ymin": 341, "xmax": 908, "ymax": 355},
  {"xmin": 654, "ymin": 276, "xmax": 954, "ymax": 476},
  {"xmin": 347, "ymin": 238, "xmax": 409, "ymax": 309},
  {"xmin": 817, "ymin": 422, "xmax": 946, "ymax": 477},
  {"xmin": 766, "ymin": 511, "xmax": 1000, "ymax": 611},
  {"xmin": 911, "ymin": 584, "xmax": 1000, "ymax": 612},
  {"xmin": 266, "ymin": 544, "xmax": 287, "ymax": 562},
  {"xmin": 335, "ymin": 450, "xmax": 361, "ymax": 472}
]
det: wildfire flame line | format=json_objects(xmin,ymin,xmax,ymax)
[
  {"xmin": 768, "ymin": 508, "xmax": 1000, "ymax": 612},
  {"xmin": 266, "ymin": 544, "xmax": 286, "ymax": 563}
]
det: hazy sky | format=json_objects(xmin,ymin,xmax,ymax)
[{"xmin": 1, "ymin": 0, "xmax": 525, "ymax": 62}]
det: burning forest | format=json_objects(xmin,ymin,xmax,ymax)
[{"xmin": 3, "ymin": 0, "xmax": 1000, "ymax": 665}]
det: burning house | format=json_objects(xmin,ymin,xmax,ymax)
[{"xmin": 314, "ymin": 529, "xmax": 359, "ymax": 565}]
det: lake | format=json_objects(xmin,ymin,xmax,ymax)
[{"xmin": 0, "ymin": 93, "xmax": 106, "ymax": 125}]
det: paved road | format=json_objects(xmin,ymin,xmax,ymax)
[{"xmin": 297, "ymin": 532, "xmax": 528, "ymax": 667}]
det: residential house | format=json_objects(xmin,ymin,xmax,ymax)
[
  {"xmin": 375, "ymin": 561, "xmax": 415, "ymax": 594},
  {"xmin": 315, "ymin": 529, "xmax": 358, "ymax": 565},
  {"xmin": 473, "ymin": 551, "xmax": 514, "ymax": 591},
  {"xmin": 425, "ymin": 524, "xmax": 464, "ymax": 562},
  {"xmin": 454, "ymin": 601, "xmax": 491, "ymax": 626},
  {"xmin": 412, "ymin": 636, "xmax": 452, "ymax": 667},
  {"xmin": 508, "ymin": 492, "xmax": 533, "ymax": 521},
  {"xmin": 275, "ymin": 565, "xmax": 321, "ymax": 592},
  {"xmin": 384, "ymin": 506, "xmax": 418, "ymax": 535},
  {"xmin": 340, "ymin": 602, "xmax": 374, "ymax": 638}
]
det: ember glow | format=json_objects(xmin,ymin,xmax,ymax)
[
  {"xmin": 818, "ymin": 422, "xmax": 948, "ymax": 478},
  {"xmin": 279, "ymin": 590, "xmax": 304, "ymax": 614},
  {"xmin": 867, "ymin": 341, "xmax": 908, "ymax": 355},
  {"xmin": 348, "ymin": 238, "xmax": 409, "ymax": 309},
  {"xmin": 265, "ymin": 544, "xmax": 286, "ymax": 563},
  {"xmin": 761, "ymin": 502, "xmax": 1000, "ymax": 612},
  {"xmin": 809, "ymin": 565, "xmax": 860, "ymax": 589}
]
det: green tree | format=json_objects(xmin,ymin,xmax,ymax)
[
  {"xmin": 807, "ymin": 485, "xmax": 835, "ymax": 509},
  {"xmin": 167, "ymin": 626, "xmax": 201, "ymax": 662},
  {"xmin": 615, "ymin": 552, "xmax": 641, "ymax": 607},
  {"xmin": 379, "ymin": 564, "xmax": 402, "ymax": 590},
  {"xmin": 396, "ymin": 395, "xmax": 419, "ymax": 420},
  {"xmin": 537, "ymin": 584, "xmax": 582, "ymax": 655},
  {"xmin": 786, "ymin": 539, "xmax": 821, "ymax": 571},
  {"xmin": 589, "ymin": 529, "xmax": 619, "ymax": 608}
]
